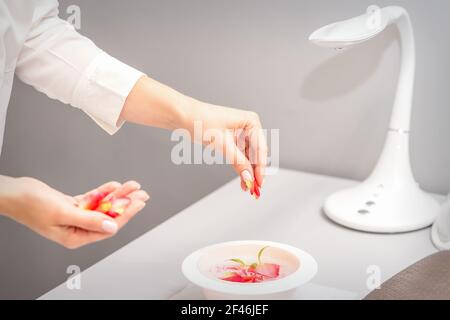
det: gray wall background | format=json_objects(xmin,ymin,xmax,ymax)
[{"xmin": 0, "ymin": 0, "xmax": 449, "ymax": 299}]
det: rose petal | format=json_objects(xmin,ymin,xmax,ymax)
[
  {"xmin": 221, "ymin": 273, "xmax": 246, "ymax": 282},
  {"xmin": 79, "ymin": 191, "xmax": 109, "ymax": 210},
  {"xmin": 109, "ymin": 197, "xmax": 131, "ymax": 216},
  {"xmin": 96, "ymin": 201, "xmax": 112, "ymax": 213},
  {"xmin": 255, "ymin": 263, "xmax": 280, "ymax": 278},
  {"xmin": 103, "ymin": 211, "xmax": 120, "ymax": 218}
]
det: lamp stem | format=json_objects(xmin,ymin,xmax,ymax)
[
  {"xmin": 389, "ymin": 8, "xmax": 415, "ymax": 131},
  {"xmin": 367, "ymin": 8, "xmax": 416, "ymax": 188},
  {"xmin": 322, "ymin": 6, "xmax": 440, "ymax": 233}
]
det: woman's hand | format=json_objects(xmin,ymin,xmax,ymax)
[
  {"xmin": 185, "ymin": 100, "xmax": 268, "ymax": 195},
  {"xmin": 121, "ymin": 76, "xmax": 268, "ymax": 196},
  {"xmin": 0, "ymin": 177, "xmax": 149, "ymax": 249}
]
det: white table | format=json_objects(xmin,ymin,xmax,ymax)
[{"xmin": 41, "ymin": 169, "xmax": 441, "ymax": 300}]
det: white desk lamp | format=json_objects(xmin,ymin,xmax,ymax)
[{"xmin": 309, "ymin": 5, "xmax": 440, "ymax": 233}]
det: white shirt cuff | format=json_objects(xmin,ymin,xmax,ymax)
[{"xmin": 71, "ymin": 52, "xmax": 144, "ymax": 135}]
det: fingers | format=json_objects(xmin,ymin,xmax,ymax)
[
  {"xmin": 58, "ymin": 206, "xmax": 119, "ymax": 235},
  {"xmin": 227, "ymin": 113, "xmax": 267, "ymax": 194},
  {"xmin": 58, "ymin": 193, "xmax": 142, "ymax": 250},
  {"xmin": 72, "ymin": 181, "xmax": 148, "ymax": 228},
  {"xmin": 56, "ymin": 195, "xmax": 149, "ymax": 249},
  {"xmin": 113, "ymin": 189, "xmax": 149, "ymax": 228},
  {"xmin": 97, "ymin": 181, "xmax": 122, "ymax": 193},
  {"xmin": 74, "ymin": 181, "xmax": 122, "ymax": 202},
  {"xmin": 75, "ymin": 180, "xmax": 142, "ymax": 202},
  {"xmin": 240, "ymin": 180, "xmax": 247, "ymax": 191},
  {"xmin": 127, "ymin": 189, "xmax": 150, "ymax": 202},
  {"xmin": 114, "ymin": 200, "xmax": 146, "ymax": 229},
  {"xmin": 225, "ymin": 135, "xmax": 255, "ymax": 188},
  {"xmin": 104, "ymin": 180, "xmax": 141, "ymax": 200},
  {"xmin": 248, "ymin": 120, "xmax": 268, "ymax": 188},
  {"xmin": 53, "ymin": 181, "xmax": 149, "ymax": 249}
]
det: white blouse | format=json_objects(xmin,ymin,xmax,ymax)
[{"xmin": 0, "ymin": 0, "xmax": 144, "ymax": 153}]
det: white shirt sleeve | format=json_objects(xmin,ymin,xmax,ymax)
[{"xmin": 15, "ymin": 0, "xmax": 144, "ymax": 135}]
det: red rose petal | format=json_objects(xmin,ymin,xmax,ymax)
[
  {"xmin": 96, "ymin": 200, "xmax": 112, "ymax": 213},
  {"xmin": 81, "ymin": 193, "xmax": 131, "ymax": 219},
  {"xmin": 221, "ymin": 273, "xmax": 246, "ymax": 282},
  {"xmin": 79, "ymin": 191, "xmax": 109, "ymax": 210},
  {"xmin": 221, "ymin": 247, "xmax": 280, "ymax": 283},
  {"xmin": 107, "ymin": 197, "xmax": 131, "ymax": 217},
  {"xmin": 103, "ymin": 211, "xmax": 120, "ymax": 218},
  {"xmin": 254, "ymin": 263, "xmax": 280, "ymax": 278}
]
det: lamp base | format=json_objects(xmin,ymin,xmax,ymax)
[{"xmin": 324, "ymin": 182, "xmax": 440, "ymax": 233}]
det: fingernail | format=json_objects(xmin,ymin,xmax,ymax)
[
  {"xmin": 102, "ymin": 220, "xmax": 118, "ymax": 234},
  {"xmin": 241, "ymin": 170, "xmax": 254, "ymax": 190}
]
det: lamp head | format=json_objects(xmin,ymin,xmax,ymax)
[{"xmin": 309, "ymin": 6, "xmax": 390, "ymax": 49}]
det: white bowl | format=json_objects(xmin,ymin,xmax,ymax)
[{"xmin": 182, "ymin": 240, "xmax": 318, "ymax": 300}]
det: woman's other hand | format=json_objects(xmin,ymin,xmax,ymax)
[{"xmin": 0, "ymin": 177, "xmax": 149, "ymax": 249}]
